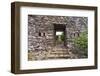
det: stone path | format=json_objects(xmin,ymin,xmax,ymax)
[{"xmin": 28, "ymin": 42, "xmax": 78, "ymax": 61}]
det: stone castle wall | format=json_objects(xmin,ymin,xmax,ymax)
[{"xmin": 28, "ymin": 15, "xmax": 88, "ymax": 51}]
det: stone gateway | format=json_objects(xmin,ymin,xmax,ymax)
[{"xmin": 28, "ymin": 15, "xmax": 88, "ymax": 60}]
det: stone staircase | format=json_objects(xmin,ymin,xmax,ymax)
[
  {"xmin": 46, "ymin": 50, "xmax": 71, "ymax": 59},
  {"xmin": 45, "ymin": 42, "xmax": 71, "ymax": 59}
]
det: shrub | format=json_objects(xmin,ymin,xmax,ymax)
[{"xmin": 73, "ymin": 31, "xmax": 88, "ymax": 56}]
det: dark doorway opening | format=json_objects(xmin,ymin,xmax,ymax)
[{"xmin": 54, "ymin": 24, "xmax": 66, "ymax": 46}]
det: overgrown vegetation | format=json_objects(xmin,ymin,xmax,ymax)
[
  {"xmin": 60, "ymin": 32, "xmax": 65, "ymax": 41},
  {"xmin": 73, "ymin": 31, "xmax": 88, "ymax": 57}
]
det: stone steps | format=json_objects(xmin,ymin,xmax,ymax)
[
  {"xmin": 47, "ymin": 53, "xmax": 71, "ymax": 59},
  {"xmin": 46, "ymin": 49, "xmax": 71, "ymax": 59}
]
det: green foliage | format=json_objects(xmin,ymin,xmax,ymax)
[
  {"xmin": 74, "ymin": 31, "xmax": 88, "ymax": 48},
  {"xmin": 73, "ymin": 31, "xmax": 88, "ymax": 56},
  {"xmin": 61, "ymin": 32, "xmax": 65, "ymax": 41},
  {"xmin": 56, "ymin": 32, "xmax": 65, "ymax": 42}
]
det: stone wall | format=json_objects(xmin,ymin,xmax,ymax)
[{"xmin": 28, "ymin": 15, "xmax": 88, "ymax": 51}]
